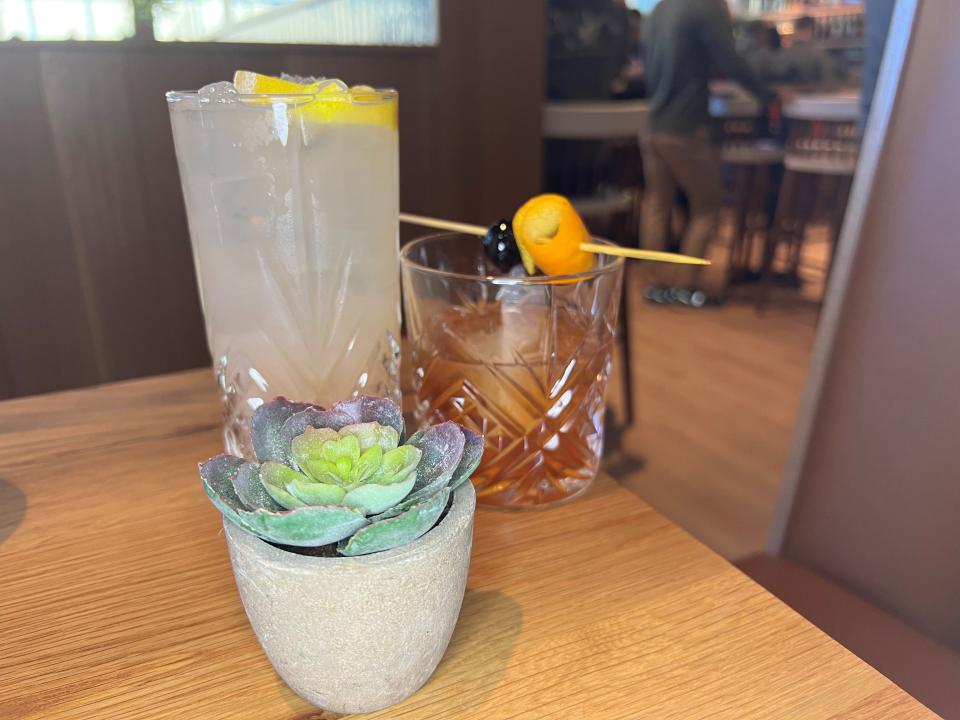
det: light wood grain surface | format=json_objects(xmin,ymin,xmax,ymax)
[{"xmin": 0, "ymin": 370, "xmax": 934, "ymax": 719}]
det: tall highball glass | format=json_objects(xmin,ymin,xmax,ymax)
[{"xmin": 167, "ymin": 85, "xmax": 400, "ymax": 458}]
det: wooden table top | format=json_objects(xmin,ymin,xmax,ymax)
[{"xmin": 0, "ymin": 370, "xmax": 934, "ymax": 719}]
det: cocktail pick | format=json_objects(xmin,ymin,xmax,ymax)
[{"xmin": 399, "ymin": 212, "xmax": 710, "ymax": 267}]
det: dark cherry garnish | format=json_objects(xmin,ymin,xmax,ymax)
[{"xmin": 482, "ymin": 219, "xmax": 521, "ymax": 272}]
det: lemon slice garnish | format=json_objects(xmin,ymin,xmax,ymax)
[{"xmin": 232, "ymin": 70, "xmax": 397, "ymax": 130}]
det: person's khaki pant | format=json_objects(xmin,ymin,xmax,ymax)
[{"xmin": 641, "ymin": 127, "xmax": 722, "ymax": 287}]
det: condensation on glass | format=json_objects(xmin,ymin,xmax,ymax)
[
  {"xmin": 153, "ymin": 0, "xmax": 437, "ymax": 45},
  {"xmin": 0, "ymin": 0, "xmax": 134, "ymax": 40}
]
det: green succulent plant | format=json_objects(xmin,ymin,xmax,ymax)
[{"xmin": 200, "ymin": 396, "xmax": 482, "ymax": 556}]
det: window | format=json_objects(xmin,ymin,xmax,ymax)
[
  {"xmin": 0, "ymin": 0, "xmax": 134, "ymax": 40},
  {"xmin": 0, "ymin": 0, "xmax": 437, "ymax": 44},
  {"xmin": 153, "ymin": 0, "xmax": 438, "ymax": 45},
  {"xmin": 625, "ymin": 0, "xmax": 660, "ymax": 10}
]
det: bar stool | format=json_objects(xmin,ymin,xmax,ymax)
[
  {"xmin": 709, "ymin": 83, "xmax": 785, "ymax": 295},
  {"xmin": 542, "ymin": 101, "xmax": 650, "ymax": 430},
  {"xmin": 759, "ymin": 93, "xmax": 860, "ymax": 311}
]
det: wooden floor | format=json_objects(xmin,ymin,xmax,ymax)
[{"xmin": 604, "ymin": 224, "xmax": 827, "ymax": 560}]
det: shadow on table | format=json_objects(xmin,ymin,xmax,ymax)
[
  {"xmin": 0, "ymin": 478, "xmax": 27, "ymax": 546},
  {"xmin": 602, "ymin": 451, "xmax": 646, "ymax": 481},
  {"xmin": 276, "ymin": 679, "xmax": 342, "ymax": 719},
  {"xmin": 602, "ymin": 416, "xmax": 647, "ymax": 480},
  {"xmin": 428, "ymin": 588, "xmax": 523, "ymax": 705}
]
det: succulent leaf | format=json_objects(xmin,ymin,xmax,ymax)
[
  {"xmin": 408, "ymin": 422, "xmax": 466, "ymax": 491},
  {"xmin": 300, "ymin": 458, "xmax": 343, "ymax": 485},
  {"xmin": 291, "ymin": 427, "xmax": 340, "ymax": 470},
  {"xmin": 338, "ymin": 487, "xmax": 451, "ymax": 556},
  {"xmin": 354, "ymin": 445, "xmax": 384, "ymax": 483},
  {"xmin": 251, "ymin": 397, "xmax": 315, "ymax": 463},
  {"xmin": 338, "ymin": 422, "xmax": 400, "ymax": 452},
  {"xmin": 279, "ymin": 408, "xmax": 356, "ymax": 462},
  {"xmin": 200, "ymin": 454, "xmax": 263, "ymax": 536},
  {"xmin": 341, "ymin": 474, "xmax": 417, "ymax": 515},
  {"xmin": 200, "ymin": 454, "xmax": 245, "ymax": 507},
  {"xmin": 332, "ymin": 396, "xmax": 405, "ymax": 440},
  {"xmin": 370, "ymin": 445, "xmax": 422, "ymax": 485},
  {"xmin": 246, "ymin": 505, "xmax": 368, "ymax": 547},
  {"xmin": 321, "ymin": 434, "xmax": 361, "ymax": 465},
  {"xmin": 449, "ymin": 428, "xmax": 484, "ymax": 490},
  {"xmin": 260, "ymin": 462, "xmax": 310, "ymax": 509},
  {"xmin": 372, "ymin": 474, "xmax": 449, "ymax": 520},
  {"xmin": 232, "ymin": 462, "xmax": 283, "ymax": 511},
  {"xmin": 286, "ymin": 478, "xmax": 346, "ymax": 505}
]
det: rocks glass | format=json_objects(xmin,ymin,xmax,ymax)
[{"xmin": 401, "ymin": 233, "xmax": 623, "ymax": 508}]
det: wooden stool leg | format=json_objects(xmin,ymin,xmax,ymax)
[
  {"xmin": 618, "ymin": 270, "xmax": 635, "ymax": 428},
  {"xmin": 746, "ymin": 163, "xmax": 770, "ymax": 272},
  {"xmin": 759, "ymin": 168, "xmax": 798, "ymax": 313},
  {"xmin": 608, "ymin": 214, "xmax": 636, "ymax": 430},
  {"xmin": 790, "ymin": 173, "xmax": 818, "ymax": 277},
  {"xmin": 723, "ymin": 164, "xmax": 755, "ymax": 300}
]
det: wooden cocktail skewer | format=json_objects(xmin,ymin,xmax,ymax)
[{"xmin": 399, "ymin": 212, "xmax": 710, "ymax": 266}]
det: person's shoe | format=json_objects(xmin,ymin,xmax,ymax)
[
  {"xmin": 644, "ymin": 285, "xmax": 671, "ymax": 304},
  {"xmin": 673, "ymin": 287, "xmax": 712, "ymax": 308},
  {"xmin": 672, "ymin": 288, "xmax": 692, "ymax": 305},
  {"xmin": 646, "ymin": 286, "xmax": 715, "ymax": 308}
]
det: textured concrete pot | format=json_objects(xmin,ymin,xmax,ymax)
[{"xmin": 223, "ymin": 482, "xmax": 476, "ymax": 714}]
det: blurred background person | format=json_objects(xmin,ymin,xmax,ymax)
[
  {"xmin": 766, "ymin": 24, "xmax": 783, "ymax": 54},
  {"xmin": 543, "ymin": 0, "xmax": 637, "ymax": 242},
  {"xmin": 738, "ymin": 19, "xmax": 783, "ymax": 82},
  {"xmin": 546, "ymin": 0, "xmax": 630, "ymax": 100},
  {"xmin": 612, "ymin": 9, "xmax": 647, "ymax": 99},
  {"xmin": 780, "ymin": 15, "xmax": 845, "ymax": 86},
  {"xmin": 642, "ymin": 0, "xmax": 776, "ymax": 305}
]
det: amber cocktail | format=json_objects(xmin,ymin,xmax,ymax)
[{"xmin": 401, "ymin": 233, "xmax": 623, "ymax": 508}]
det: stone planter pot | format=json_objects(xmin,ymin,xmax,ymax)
[{"xmin": 223, "ymin": 481, "xmax": 476, "ymax": 714}]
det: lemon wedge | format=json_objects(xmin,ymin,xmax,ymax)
[{"xmin": 232, "ymin": 70, "xmax": 397, "ymax": 130}]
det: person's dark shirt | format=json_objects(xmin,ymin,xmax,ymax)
[
  {"xmin": 644, "ymin": 0, "xmax": 774, "ymax": 134},
  {"xmin": 547, "ymin": 0, "xmax": 629, "ymax": 100},
  {"xmin": 779, "ymin": 40, "xmax": 845, "ymax": 85}
]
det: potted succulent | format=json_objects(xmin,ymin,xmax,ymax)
[{"xmin": 199, "ymin": 395, "xmax": 482, "ymax": 714}]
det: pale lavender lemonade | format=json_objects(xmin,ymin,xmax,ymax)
[{"xmin": 168, "ymin": 79, "xmax": 400, "ymax": 457}]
